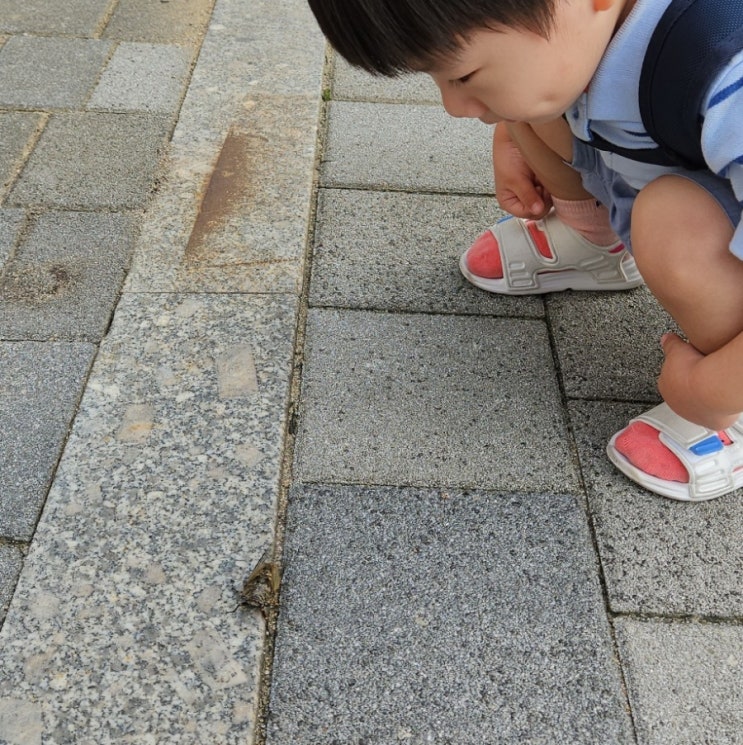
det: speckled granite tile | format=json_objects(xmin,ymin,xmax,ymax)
[
  {"xmin": 332, "ymin": 56, "xmax": 441, "ymax": 103},
  {"xmin": 295, "ymin": 309, "xmax": 580, "ymax": 492},
  {"xmin": 569, "ymin": 400, "xmax": 743, "ymax": 617},
  {"xmin": 309, "ymin": 188, "xmax": 543, "ymax": 317},
  {"xmin": 125, "ymin": 94, "xmax": 320, "ymax": 293},
  {"xmin": 268, "ymin": 485, "xmax": 633, "ymax": 744},
  {"xmin": 0, "ymin": 293, "xmax": 297, "ymax": 742},
  {"xmin": 103, "ymin": 0, "xmax": 214, "ymax": 45},
  {"xmin": 547, "ymin": 287, "xmax": 675, "ymax": 403},
  {"xmin": 322, "ymin": 102, "xmax": 494, "ymax": 193},
  {"xmin": 615, "ymin": 618, "xmax": 743, "ymax": 745},
  {"xmin": 0, "ymin": 342, "xmax": 95, "ymax": 542}
]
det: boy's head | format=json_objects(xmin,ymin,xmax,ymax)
[{"xmin": 306, "ymin": 0, "xmax": 558, "ymax": 77}]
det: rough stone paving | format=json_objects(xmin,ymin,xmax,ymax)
[{"xmin": 0, "ymin": 1, "xmax": 741, "ymax": 743}]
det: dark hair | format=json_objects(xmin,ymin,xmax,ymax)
[{"xmin": 307, "ymin": 0, "xmax": 557, "ymax": 76}]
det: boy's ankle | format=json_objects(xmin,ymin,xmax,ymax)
[{"xmin": 551, "ymin": 197, "xmax": 620, "ymax": 247}]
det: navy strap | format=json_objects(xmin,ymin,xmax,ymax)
[{"xmin": 639, "ymin": 0, "xmax": 743, "ymax": 170}]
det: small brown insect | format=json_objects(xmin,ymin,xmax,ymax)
[{"xmin": 238, "ymin": 549, "xmax": 282, "ymax": 617}]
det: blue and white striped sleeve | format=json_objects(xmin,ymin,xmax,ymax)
[{"xmin": 701, "ymin": 50, "xmax": 743, "ymax": 261}]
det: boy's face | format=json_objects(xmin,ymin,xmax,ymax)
[{"xmin": 427, "ymin": 0, "xmax": 620, "ymax": 124}]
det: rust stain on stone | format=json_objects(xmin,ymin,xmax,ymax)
[{"xmin": 185, "ymin": 128, "xmax": 267, "ymax": 263}]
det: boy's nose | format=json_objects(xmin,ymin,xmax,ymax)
[{"xmin": 439, "ymin": 88, "xmax": 488, "ymax": 120}]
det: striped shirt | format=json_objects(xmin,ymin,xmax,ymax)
[{"xmin": 565, "ymin": 0, "xmax": 743, "ymax": 260}]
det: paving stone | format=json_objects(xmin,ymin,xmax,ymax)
[
  {"xmin": 0, "ymin": 292, "xmax": 297, "ymax": 742},
  {"xmin": 295, "ymin": 309, "xmax": 580, "ymax": 492},
  {"xmin": 126, "ymin": 94, "xmax": 321, "ymax": 293},
  {"xmin": 0, "ymin": 208, "xmax": 25, "ymax": 273},
  {"xmin": 268, "ymin": 484, "xmax": 633, "ymax": 744},
  {"xmin": 615, "ymin": 618, "xmax": 743, "ymax": 745},
  {"xmin": 309, "ymin": 188, "xmax": 544, "ymax": 317},
  {"xmin": 0, "ymin": 112, "xmax": 42, "ymax": 195},
  {"xmin": 8, "ymin": 113, "xmax": 170, "ymax": 210},
  {"xmin": 0, "ymin": 342, "xmax": 94, "ymax": 542},
  {"xmin": 0, "ymin": 211, "xmax": 138, "ymax": 341},
  {"xmin": 332, "ymin": 56, "xmax": 441, "ymax": 103},
  {"xmin": 322, "ymin": 101, "xmax": 494, "ymax": 193},
  {"xmin": 104, "ymin": 0, "xmax": 215, "ymax": 44},
  {"xmin": 547, "ymin": 287, "xmax": 675, "ymax": 403},
  {"xmin": 0, "ymin": 0, "xmax": 111, "ymax": 35},
  {"xmin": 0, "ymin": 544, "xmax": 23, "ymax": 622},
  {"xmin": 569, "ymin": 399, "xmax": 743, "ymax": 617},
  {"xmin": 0, "ymin": 36, "xmax": 112, "ymax": 109},
  {"xmin": 88, "ymin": 42, "xmax": 193, "ymax": 113}
]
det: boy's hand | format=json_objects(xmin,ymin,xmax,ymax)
[
  {"xmin": 658, "ymin": 332, "xmax": 738, "ymax": 431},
  {"xmin": 493, "ymin": 124, "xmax": 552, "ymax": 219}
]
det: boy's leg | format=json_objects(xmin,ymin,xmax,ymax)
[
  {"xmin": 463, "ymin": 119, "xmax": 636, "ymax": 292},
  {"xmin": 611, "ymin": 174, "xmax": 743, "ymax": 493}
]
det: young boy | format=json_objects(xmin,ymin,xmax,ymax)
[{"xmin": 307, "ymin": 0, "xmax": 743, "ymax": 502}]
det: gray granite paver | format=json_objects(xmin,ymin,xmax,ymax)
[
  {"xmin": 310, "ymin": 188, "xmax": 543, "ymax": 317},
  {"xmin": 0, "ymin": 208, "xmax": 25, "ymax": 274},
  {"xmin": 0, "ymin": 342, "xmax": 95, "ymax": 542},
  {"xmin": 570, "ymin": 399, "xmax": 743, "ymax": 617},
  {"xmin": 0, "ymin": 36, "xmax": 112, "ymax": 109},
  {"xmin": 322, "ymin": 101, "xmax": 494, "ymax": 192},
  {"xmin": 0, "ymin": 112, "xmax": 42, "ymax": 196},
  {"xmin": 615, "ymin": 618, "xmax": 743, "ymax": 745},
  {"xmin": 103, "ymin": 0, "xmax": 215, "ymax": 44},
  {"xmin": 88, "ymin": 42, "xmax": 193, "ymax": 113},
  {"xmin": 268, "ymin": 484, "xmax": 633, "ymax": 744},
  {"xmin": 8, "ymin": 112, "xmax": 171, "ymax": 210},
  {"xmin": 332, "ymin": 57, "xmax": 441, "ymax": 103},
  {"xmin": 0, "ymin": 543, "xmax": 22, "ymax": 622},
  {"xmin": 548, "ymin": 287, "xmax": 674, "ymax": 402},
  {"xmin": 0, "ymin": 0, "xmax": 111, "ymax": 35},
  {"xmin": 295, "ymin": 309, "xmax": 580, "ymax": 492},
  {"xmin": 0, "ymin": 211, "xmax": 138, "ymax": 341},
  {"xmin": 0, "ymin": 292, "xmax": 297, "ymax": 742},
  {"xmin": 125, "ymin": 94, "xmax": 321, "ymax": 294}
]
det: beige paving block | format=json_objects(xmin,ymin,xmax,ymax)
[{"xmin": 104, "ymin": 0, "xmax": 215, "ymax": 45}]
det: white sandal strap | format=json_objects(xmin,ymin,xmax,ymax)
[
  {"xmin": 495, "ymin": 214, "xmax": 626, "ymax": 292},
  {"xmin": 635, "ymin": 403, "xmax": 743, "ymax": 500}
]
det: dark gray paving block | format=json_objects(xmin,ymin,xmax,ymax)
[
  {"xmin": 616, "ymin": 618, "xmax": 743, "ymax": 745},
  {"xmin": 296, "ymin": 309, "xmax": 580, "ymax": 492},
  {"xmin": 0, "ymin": 342, "xmax": 94, "ymax": 541},
  {"xmin": 322, "ymin": 102, "xmax": 494, "ymax": 193},
  {"xmin": 569, "ymin": 400, "xmax": 743, "ymax": 617},
  {"xmin": 548, "ymin": 287, "xmax": 676, "ymax": 402},
  {"xmin": 103, "ymin": 0, "xmax": 215, "ymax": 44},
  {"xmin": 8, "ymin": 113, "xmax": 171, "ymax": 210},
  {"xmin": 88, "ymin": 42, "xmax": 193, "ymax": 113},
  {"xmin": 0, "ymin": 543, "xmax": 23, "ymax": 621},
  {"xmin": 310, "ymin": 189, "xmax": 544, "ymax": 317},
  {"xmin": 0, "ymin": 36, "xmax": 112, "ymax": 109},
  {"xmin": 333, "ymin": 57, "xmax": 441, "ymax": 103},
  {"xmin": 268, "ymin": 485, "xmax": 633, "ymax": 745},
  {"xmin": 0, "ymin": 212, "xmax": 138, "ymax": 341},
  {"xmin": 0, "ymin": 0, "xmax": 111, "ymax": 35},
  {"xmin": 0, "ymin": 112, "xmax": 42, "ymax": 195},
  {"xmin": 0, "ymin": 209, "xmax": 25, "ymax": 273}
]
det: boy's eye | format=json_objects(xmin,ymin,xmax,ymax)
[{"xmin": 455, "ymin": 73, "xmax": 473, "ymax": 85}]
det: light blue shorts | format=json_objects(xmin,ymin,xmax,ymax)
[{"xmin": 570, "ymin": 137, "xmax": 739, "ymax": 251}]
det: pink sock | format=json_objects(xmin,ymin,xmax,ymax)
[
  {"xmin": 551, "ymin": 197, "xmax": 619, "ymax": 247},
  {"xmin": 466, "ymin": 198, "xmax": 620, "ymax": 279}
]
